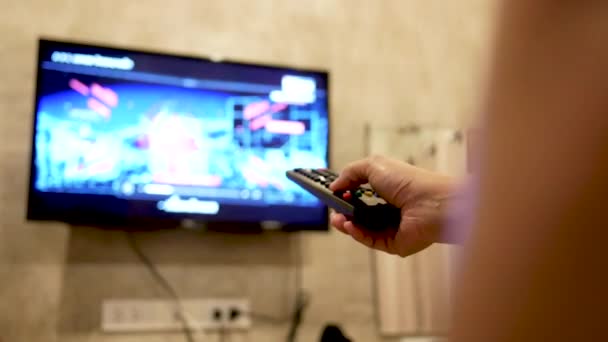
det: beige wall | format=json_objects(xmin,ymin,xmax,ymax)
[{"xmin": 0, "ymin": 0, "xmax": 494, "ymax": 341}]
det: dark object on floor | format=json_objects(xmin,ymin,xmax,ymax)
[{"xmin": 320, "ymin": 324, "xmax": 352, "ymax": 342}]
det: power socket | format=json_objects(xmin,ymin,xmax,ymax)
[{"xmin": 102, "ymin": 298, "xmax": 251, "ymax": 332}]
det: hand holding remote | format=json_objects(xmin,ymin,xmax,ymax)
[{"xmin": 330, "ymin": 155, "xmax": 456, "ymax": 257}]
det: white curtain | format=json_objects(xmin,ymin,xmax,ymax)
[{"xmin": 365, "ymin": 124, "xmax": 467, "ymax": 337}]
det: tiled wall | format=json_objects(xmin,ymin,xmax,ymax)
[{"xmin": 0, "ymin": 1, "xmax": 494, "ymax": 341}]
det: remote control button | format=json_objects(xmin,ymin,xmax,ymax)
[
  {"xmin": 364, "ymin": 190, "xmax": 373, "ymax": 197},
  {"xmin": 342, "ymin": 191, "xmax": 352, "ymax": 201}
]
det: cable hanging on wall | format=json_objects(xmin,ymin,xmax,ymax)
[{"xmin": 125, "ymin": 230, "xmax": 310, "ymax": 342}]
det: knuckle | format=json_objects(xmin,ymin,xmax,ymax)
[
  {"xmin": 368, "ymin": 154, "xmax": 385, "ymax": 163},
  {"xmin": 366, "ymin": 154, "xmax": 387, "ymax": 177},
  {"xmin": 342, "ymin": 160, "xmax": 360, "ymax": 174},
  {"xmin": 343, "ymin": 161, "xmax": 360, "ymax": 174}
]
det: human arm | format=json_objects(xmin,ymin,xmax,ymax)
[
  {"xmin": 451, "ymin": 1, "xmax": 608, "ymax": 340},
  {"xmin": 329, "ymin": 155, "xmax": 460, "ymax": 257}
]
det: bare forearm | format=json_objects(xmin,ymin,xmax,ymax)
[{"xmin": 451, "ymin": 1, "xmax": 608, "ymax": 341}]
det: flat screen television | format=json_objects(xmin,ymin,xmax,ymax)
[{"xmin": 27, "ymin": 38, "xmax": 330, "ymax": 231}]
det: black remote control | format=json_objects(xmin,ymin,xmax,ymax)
[{"xmin": 286, "ymin": 168, "xmax": 401, "ymax": 231}]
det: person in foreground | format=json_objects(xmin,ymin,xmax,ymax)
[{"xmin": 331, "ymin": 1, "xmax": 608, "ymax": 341}]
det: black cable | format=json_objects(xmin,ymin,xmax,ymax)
[
  {"xmin": 125, "ymin": 231, "xmax": 196, "ymax": 342},
  {"xmin": 220, "ymin": 323, "xmax": 233, "ymax": 342},
  {"xmin": 230, "ymin": 232, "xmax": 307, "ymax": 332},
  {"xmin": 242, "ymin": 311, "xmax": 287, "ymax": 324},
  {"xmin": 286, "ymin": 232, "xmax": 309, "ymax": 342},
  {"xmin": 218, "ymin": 325, "xmax": 226, "ymax": 342},
  {"xmin": 126, "ymin": 230, "xmax": 308, "ymax": 342},
  {"xmin": 295, "ymin": 232, "xmax": 304, "ymax": 299},
  {"xmin": 286, "ymin": 292, "xmax": 309, "ymax": 342}
]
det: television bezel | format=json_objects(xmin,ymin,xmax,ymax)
[{"xmin": 26, "ymin": 37, "xmax": 331, "ymax": 232}]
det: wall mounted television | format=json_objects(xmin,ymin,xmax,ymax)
[{"xmin": 27, "ymin": 38, "xmax": 330, "ymax": 231}]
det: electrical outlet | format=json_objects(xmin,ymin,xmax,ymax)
[
  {"xmin": 102, "ymin": 298, "xmax": 251, "ymax": 333},
  {"xmin": 400, "ymin": 338, "xmax": 447, "ymax": 342}
]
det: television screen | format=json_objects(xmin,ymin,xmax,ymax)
[{"xmin": 27, "ymin": 39, "xmax": 330, "ymax": 230}]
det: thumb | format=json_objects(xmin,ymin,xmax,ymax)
[
  {"xmin": 329, "ymin": 158, "xmax": 373, "ymax": 191},
  {"xmin": 332, "ymin": 156, "xmax": 416, "ymax": 208}
]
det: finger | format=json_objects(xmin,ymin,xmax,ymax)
[
  {"xmin": 329, "ymin": 212, "xmax": 348, "ymax": 234},
  {"xmin": 344, "ymin": 221, "xmax": 375, "ymax": 248},
  {"xmin": 393, "ymin": 218, "xmax": 435, "ymax": 257},
  {"xmin": 329, "ymin": 158, "xmax": 374, "ymax": 191},
  {"xmin": 343, "ymin": 221, "xmax": 398, "ymax": 253}
]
